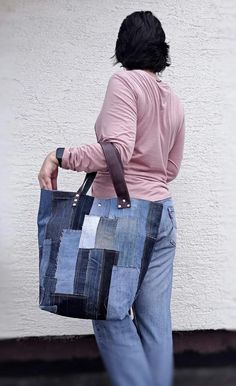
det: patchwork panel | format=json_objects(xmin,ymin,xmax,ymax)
[
  {"xmin": 38, "ymin": 189, "xmax": 164, "ymax": 320},
  {"xmin": 44, "ymin": 248, "xmax": 119, "ymax": 320}
]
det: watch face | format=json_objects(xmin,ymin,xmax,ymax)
[{"xmin": 56, "ymin": 148, "xmax": 65, "ymax": 166}]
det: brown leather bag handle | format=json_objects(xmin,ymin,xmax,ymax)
[{"xmin": 74, "ymin": 141, "xmax": 131, "ymax": 209}]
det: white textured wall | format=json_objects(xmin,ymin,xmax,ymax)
[{"xmin": 0, "ymin": 0, "xmax": 235, "ymax": 338}]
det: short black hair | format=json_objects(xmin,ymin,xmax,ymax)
[{"xmin": 110, "ymin": 11, "xmax": 171, "ymax": 74}]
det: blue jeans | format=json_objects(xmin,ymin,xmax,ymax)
[{"xmin": 92, "ymin": 197, "xmax": 177, "ymax": 386}]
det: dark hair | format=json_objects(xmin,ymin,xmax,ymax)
[{"xmin": 110, "ymin": 11, "xmax": 171, "ymax": 74}]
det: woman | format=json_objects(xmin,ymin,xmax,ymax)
[{"xmin": 38, "ymin": 10, "xmax": 185, "ymax": 386}]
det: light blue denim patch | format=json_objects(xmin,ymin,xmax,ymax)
[
  {"xmin": 79, "ymin": 214, "xmax": 101, "ymax": 248},
  {"xmin": 106, "ymin": 266, "xmax": 140, "ymax": 320},
  {"xmin": 112, "ymin": 216, "xmax": 146, "ymax": 267},
  {"xmin": 55, "ymin": 229, "xmax": 82, "ymax": 294}
]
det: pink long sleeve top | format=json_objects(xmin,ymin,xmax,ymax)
[{"xmin": 61, "ymin": 69, "xmax": 185, "ymax": 201}]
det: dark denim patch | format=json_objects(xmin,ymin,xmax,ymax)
[
  {"xmin": 70, "ymin": 194, "xmax": 94, "ymax": 230},
  {"xmin": 40, "ymin": 275, "xmax": 57, "ymax": 306},
  {"xmin": 44, "ymin": 241, "xmax": 60, "ymax": 283},
  {"xmin": 136, "ymin": 235, "xmax": 156, "ymax": 294},
  {"xmin": 39, "ymin": 245, "xmax": 43, "ymax": 270},
  {"xmin": 37, "ymin": 189, "xmax": 54, "ymax": 247},
  {"xmin": 97, "ymin": 249, "xmax": 120, "ymax": 319},
  {"xmin": 72, "ymin": 248, "xmax": 119, "ymax": 319},
  {"xmin": 51, "ymin": 293, "xmax": 89, "ymax": 319},
  {"xmin": 73, "ymin": 248, "xmax": 90, "ymax": 295},
  {"xmin": 146, "ymin": 202, "xmax": 163, "ymax": 239},
  {"xmin": 44, "ymin": 198, "xmax": 73, "ymax": 240}
]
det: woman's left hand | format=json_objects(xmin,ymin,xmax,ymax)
[{"xmin": 38, "ymin": 151, "xmax": 59, "ymax": 190}]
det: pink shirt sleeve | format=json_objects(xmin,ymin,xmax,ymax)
[
  {"xmin": 166, "ymin": 109, "xmax": 185, "ymax": 183},
  {"xmin": 61, "ymin": 73, "xmax": 137, "ymax": 173}
]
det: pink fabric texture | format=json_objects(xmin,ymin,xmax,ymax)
[{"xmin": 61, "ymin": 69, "xmax": 185, "ymax": 201}]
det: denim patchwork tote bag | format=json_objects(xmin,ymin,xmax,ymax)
[{"xmin": 37, "ymin": 141, "xmax": 164, "ymax": 320}]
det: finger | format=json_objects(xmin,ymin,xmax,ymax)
[
  {"xmin": 46, "ymin": 177, "xmax": 53, "ymax": 190},
  {"xmin": 52, "ymin": 176, "xmax": 57, "ymax": 190},
  {"xmin": 38, "ymin": 175, "xmax": 45, "ymax": 189},
  {"xmin": 38, "ymin": 174, "xmax": 50, "ymax": 190}
]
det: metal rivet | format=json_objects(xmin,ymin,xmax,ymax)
[
  {"xmin": 72, "ymin": 203, "xmax": 76, "ymax": 206},
  {"xmin": 74, "ymin": 198, "xmax": 78, "ymax": 202},
  {"xmin": 122, "ymin": 199, "xmax": 126, "ymax": 202},
  {"xmin": 127, "ymin": 204, "xmax": 130, "ymax": 207},
  {"xmin": 98, "ymin": 203, "xmax": 101, "ymax": 206},
  {"xmin": 75, "ymin": 194, "xmax": 79, "ymax": 197},
  {"xmin": 118, "ymin": 204, "xmax": 121, "ymax": 208}
]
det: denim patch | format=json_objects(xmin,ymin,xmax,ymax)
[
  {"xmin": 41, "ymin": 275, "xmax": 57, "ymax": 306},
  {"xmin": 44, "ymin": 198, "xmax": 72, "ymax": 241},
  {"xmin": 88, "ymin": 198, "xmax": 111, "ymax": 217},
  {"xmin": 112, "ymin": 216, "xmax": 146, "ymax": 267},
  {"xmin": 79, "ymin": 214, "xmax": 101, "ymax": 248},
  {"xmin": 96, "ymin": 249, "xmax": 119, "ymax": 319},
  {"xmin": 73, "ymin": 248, "xmax": 90, "ymax": 295},
  {"xmin": 39, "ymin": 239, "xmax": 51, "ymax": 287},
  {"xmin": 55, "ymin": 229, "xmax": 82, "ymax": 294},
  {"xmin": 70, "ymin": 194, "xmax": 94, "ymax": 230},
  {"xmin": 95, "ymin": 216, "xmax": 118, "ymax": 249},
  {"xmin": 37, "ymin": 189, "xmax": 53, "ymax": 247},
  {"xmin": 44, "ymin": 241, "xmax": 60, "ymax": 279},
  {"xmin": 106, "ymin": 266, "xmax": 140, "ymax": 320},
  {"xmin": 50, "ymin": 293, "xmax": 88, "ymax": 318}
]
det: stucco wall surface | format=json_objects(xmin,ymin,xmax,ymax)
[{"xmin": 0, "ymin": 0, "xmax": 235, "ymax": 338}]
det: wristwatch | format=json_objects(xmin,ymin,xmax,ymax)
[{"xmin": 56, "ymin": 147, "xmax": 65, "ymax": 167}]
